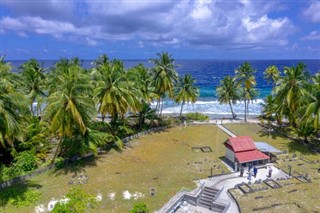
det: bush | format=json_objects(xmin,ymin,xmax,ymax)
[
  {"xmin": 54, "ymin": 157, "xmax": 66, "ymax": 169},
  {"xmin": 0, "ymin": 184, "xmax": 41, "ymax": 207},
  {"xmin": 186, "ymin": 112, "xmax": 209, "ymax": 122},
  {"xmin": 131, "ymin": 203, "xmax": 149, "ymax": 213},
  {"xmin": 0, "ymin": 150, "xmax": 38, "ymax": 181},
  {"xmin": 52, "ymin": 187, "xmax": 97, "ymax": 213}
]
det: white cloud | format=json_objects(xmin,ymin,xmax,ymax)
[
  {"xmin": 304, "ymin": 1, "xmax": 320, "ymax": 23},
  {"xmin": 1, "ymin": 0, "xmax": 296, "ymax": 50},
  {"xmin": 302, "ymin": 31, "xmax": 320, "ymax": 40},
  {"xmin": 240, "ymin": 15, "xmax": 292, "ymax": 45},
  {"xmin": 191, "ymin": 6, "xmax": 212, "ymax": 20},
  {"xmin": 86, "ymin": 37, "xmax": 97, "ymax": 46},
  {"xmin": 191, "ymin": 0, "xmax": 212, "ymax": 20}
]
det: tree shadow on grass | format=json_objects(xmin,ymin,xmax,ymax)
[
  {"xmin": 259, "ymin": 125, "xmax": 319, "ymax": 156},
  {"xmin": 258, "ymin": 126, "xmax": 289, "ymax": 141},
  {"xmin": 287, "ymin": 140, "xmax": 319, "ymax": 157},
  {"xmin": 52, "ymin": 155, "xmax": 97, "ymax": 177},
  {"xmin": 0, "ymin": 180, "xmax": 42, "ymax": 208}
]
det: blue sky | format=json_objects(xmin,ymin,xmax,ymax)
[{"xmin": 1, "ymin": 0, "xmax": 320, "ymax": 60}]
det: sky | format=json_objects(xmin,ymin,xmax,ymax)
[{"xmin": 1, "ymin": 0, "xmax": 320, "ymax": 60}]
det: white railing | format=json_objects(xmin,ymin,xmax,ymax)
[
  {"xmin": 156, "ymin": 188, "xmax": 190, "ymax": 213},
  {"xmin": 157, "ymin": 182, "xmax": 205, "ymax": 213}
]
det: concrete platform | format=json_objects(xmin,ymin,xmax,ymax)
[{"xmin": 174, "ymin": 165, "xmax": 289, "ymax": 213}]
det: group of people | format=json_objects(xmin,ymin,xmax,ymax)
[{"xmin": 239, "ymin": 164, "xmax": 273, "ymax": 180}]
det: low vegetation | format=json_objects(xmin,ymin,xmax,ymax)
[{"xmin": 185, "ymin": 112, "xmax": 209, "ymax": 122}]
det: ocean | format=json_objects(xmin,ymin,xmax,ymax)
[{"xmin": 10, "ymin": 59, "xmax": 320, "ymax": 118}]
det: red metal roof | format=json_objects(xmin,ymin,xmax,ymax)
[
  {"xmin": 227, "ymin": 136, "xmax": 256, "ymax": 152},
  {"xmin": 235, "ymin": 150, "xmax": 269, "ymax": 163}
]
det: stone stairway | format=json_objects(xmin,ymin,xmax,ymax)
[{"xmin": 197, "ymin": 186, "xmax": 219, "ymax": 209}]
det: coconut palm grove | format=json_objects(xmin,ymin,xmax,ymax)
[{"xmin": 0, "ymin": 53, "xmax": 320, "ymax": 212}]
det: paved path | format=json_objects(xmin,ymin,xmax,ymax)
[{"xmin": 216, "ymin": 124, "xmax": 237, "ymax": 137}]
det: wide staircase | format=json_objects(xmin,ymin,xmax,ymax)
[{"xmin": 198, "ymin": 186, "xmax": 220, "ymax": 209}]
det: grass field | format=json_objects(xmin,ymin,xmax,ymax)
[
  {"xmin": 1, "ymin": 123, "xmax": 319, "ymax": 213},
  {"xmin": 225, "ymin": 123, "xmax": 320, "ymax": 213},
  {"xmin": 0, "ymin": 125, "xmax": 229, "ymax": 213}
]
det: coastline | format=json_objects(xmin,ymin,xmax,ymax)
[{"xmin": 162, "ymin": 113, "xmax": 261, "ymax": 124}]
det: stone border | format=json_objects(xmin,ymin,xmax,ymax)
[
  {"xmin": 0, "ymin": 165, "xmax": 54, "ymax": 189},
  {"xmin": 227, "ymin": 188, "xmax": 242, "ymax": 213}
]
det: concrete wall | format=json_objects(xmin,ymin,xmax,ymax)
[{"xmin": 225, "ymin": 148, "xmax": 235, "ymax": 163}]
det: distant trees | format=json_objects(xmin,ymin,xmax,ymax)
[
  {"xmin": 175, "ymin": 74, "xmax": 199, "ymax": 118},
  {"xmin": 150, "ymin": 52, "xmax": 178, "ymax": 115},
  {"xmin": 216, "ymin": 76, "xmax": 239, "ymax": 119},
  {"xmin": 216, "ymin": 62, "xmax": 257, "ymax": 121},
  {"xmin": 18, "ymin": 59, "xmax": 46, "ymax": 116}
]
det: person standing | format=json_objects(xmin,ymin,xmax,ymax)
[
  {"xmin": 253, "ymin": 166, "xmax": 258, "ymax": 177},
  {"xmin": 268, "ymin": 166, "xmax": 273, "ymax": 177},
  {"xmin": 248, "ymin": 163, "xmax": 253, "ymax": 172},
  {"xmin": 240, "ymin": 166, "xmax": 244, "ymax": 177}
]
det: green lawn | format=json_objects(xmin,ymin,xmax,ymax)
[
  {"xmin": 225, "ymin": 123, "xmax": 320, "ymax": 213},
  {"xmin": 1, "ymin": 125, "xmax": 229, "ymax": 213}
]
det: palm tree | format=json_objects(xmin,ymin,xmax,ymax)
[
  {"xmin": 216, "ymin": 76, "xmax": 239, "ymax": 119},
  {"xmin": 44, "ymin": 58, "xmax": 96, "ymax": 164},
  {"xmin": 175, "ymin": 74, "xmax": 199, "ymax": 118},
  {"xmin": 19, "ymin": 59, "xmax": 46, "ymax": 116},
  {"xmin": 264, "ymin": 65, "xmax": 280, "ymax": 85},
  {"xmin": 150, "ymin": 52, "xmax": 178, "ymax": 115},
  {"xmin": 302, "ymin": 74, "xmax": 320, "ymax": 132},
  {"xmin": 93, "ymin": 59, "xmax": 141, "ymax": 123},
  {"xmin": 273, "ymin": 63, "xmax": 308, "ymax": 127},
  {"xmin": 235, "ymin": 62, "xmax": 257, "ymax": 122},
  {"xmin": 126, "ymin": 64, "xmax": 158, "ymax": 127},
  {"xmin": 261, "ymin": 94, "xmax": 284, "ymax": 126},
  {"xmin": 0, "ymin": 56, "xmax": 18, "ymax": 88},
  {"xmin": 0, "ymin": 57, "xmax": 29, "ymax": 155}
]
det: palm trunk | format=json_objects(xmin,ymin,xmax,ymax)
[
  {"xmin": 156, "ymin": 99, "xmax": 160, "ymax": 115},
  {"xmin": 39, "ymin": 101, "xmax": 42, "ymax": 118},
  {"xmin": 228, "ymin": 100, "xmax": 236, "ymax": 119},
  {"xmin": 160, "ymin": 98, "xmax": 164, "ymax": 116},
  {"xmin": 30, "ymin": 102, "xmax": 34, "ymax": 117},
  {"xmin": 180, "ymin": 101, "xmax": 185, "ymax": 118},
  {"xmin": 112, "ymin": 113, "xmax": 118, "ymax": 123},
  {"xmin": 138, "ymin": 111, "xmax": 145, "ymax": 129},
  {"xmin": 247, "ymin": 100, "xmax": 250, "ymax": 119},
  {"xmin": 51, "ymin": 137, "xmax": 63, "ymax": 165},
  {"xmin": 244, "ymin": 98, "xmax": 247, "ymax": 122}
]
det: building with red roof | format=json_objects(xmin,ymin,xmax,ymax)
[{"xmin": 224, "ymin": 136, "xmax": 269, "ymax": 171}]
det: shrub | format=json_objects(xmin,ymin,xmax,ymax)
[
  {"xmin": 0, "ymin": 150, "xmax": 38, "ymax": 181},
  {"xmin": 0, "ymin": 184, "xmax": 41, "ymax": 207},
  {"xmin": 131, "ymin": 203, "xmax": 149, "ymax": 213},
  {"xmin": 52, "ymin": 187, "xmax": 97, "ymax": 213},
  {"xmin": 186, "ymin": 112, "xmax": 209, "ymax": 122},
  {"xmin": 54, "ymin": 157, "xmax": 66, "ymax": 169}
]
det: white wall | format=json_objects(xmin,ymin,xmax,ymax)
[{"xmin": 225, "ymin": 148, "xmax": 235, "ymax": 163}]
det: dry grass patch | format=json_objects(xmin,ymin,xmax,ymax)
[{"xmin": 2, "ymin": 125, "xmax": 229, "ymax": 213}]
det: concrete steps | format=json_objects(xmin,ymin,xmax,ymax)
[{"xmin": 198, "ymin": 186, "xmax": 219, "ymax": 209}]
